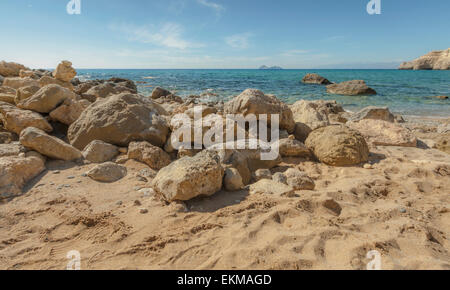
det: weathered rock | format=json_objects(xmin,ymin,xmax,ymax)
[
  {"xmin": 128, "ymin": 141, "xmax": 171, "ymax": 170},
  {"xmin": 0, "ymin": 93, "xmax": 15, "ymax": 104},
  {"xmin": 84, "ymin": 83, "xmax": 132, "ymax": 100},
  {"xmin": 0, "ymin": 154, "xmax": 46, "ymax": 199},
  {"xmin": 17, "ymin": 84, "xmax": 76, "ymax": 113},
  {"xmin": 15, "ymin": 85, "xmax": 40, "ymax": 104},
  {"xmin": 19, "ymin": 70, "xmax": 39, "ymax": 79},
  {"xmin": 347, "ymin": 119, "xmax": 417, "ymax": 147},
  {"xmin": 326, "ymin": 80, "xmax": 377, "ymax": 96},
  {"xmin": 0, "ymin": 75, "xmax": 3, "ymax": 85},
  {"xmin": 0, "ymin": 132, "xmax": 16, "ymax": 144},
  {"xmin": 272, "ymin": 172, "xmax": 287, "ymax": 184},
  {"xmin": 108, "ymin": 77, "xmax": 137, "ymax": 94},
  {"xmin": 0, "ymin": 102, "xmax": 53, "ymax": 134},
  {"xmin": 399, "ymin": 48, "xmax": 449, "ymax": 70},
  {"xmin": 87, "ymin": 162, "xmax": 127, "ymax": 182},
  {"xmin": 249, "ymin": 179, "xmax": 294, "ymax": 196},
  {"xmin": 0, "ymin": 86, "xmax": 16, "ymax": 95},
  {"xmin": 253, "ymin": 168, "xmax": 272, "ymax": 181},
  {"xmin": 290, "ymin": 100, "xmax": 345, "ymax": 130},
  {"xmin": 284, "ymin": 168, "xmax": 315, "ymax": 190},
  {"xmin": 53, "ymin": 60, "xmax": 77, "ymax": 82},
  {"xmin": 277, "ymin": 137, "xmax": 312, "ymax": 158},
  {"xmin": 20, "ymin": 127, "xmax": 82, "ymax": 161},
  {"xmin": 82, "ymin": 140, "xmax": 119, "ymax": 163},
  {"xmin": 207, "ymin": 139, "xmax": 282, "ymax": 185},
  {"xmin": 151, "ymin": 87, "xmax": 172, "ymax": 99},
  {"xmin": 68, "ymin": 93, "xmax": 169, "ymax": 150},
  {"xmin": 223, "ymin": 167, "xmax": 244, "ymax": 191},
  {"xmin": 224, "ymin": 89, "xmax": 295, "ymax": 133},
  {"xmin": 0, "ymin": 61, "xmax": 29, "ymax": 77},
  {"xmin": 348, "ymin": 106, "xmax": 395, "ymax": 123},
  {"xmin": 293, "ymin": 122, "xmax": 312, "ymax": 142},
  {"xmin": 39, "ymin": 75, "xmax": 74, "ymax": 91},
  {"xmin": 49, "ymin": 98, "xmax": 91, "ymax": 125},
  {"xmin": 305, "ymin": 125, "xmax": 369, "ymax": 166},
  {"xmin": 0, "ymin": 143, "xmax": 26, "ymax": 157},
  {"xmin": 301, "ymin": 73, "xmax": 332, "ymax": 85},
  {"xmin": 2, "ymin": 77, "xmax": 39, "ymax": 90},
  {"xmin": 152, "ymin": 150, "xmax": 224, "ymax": 202}
]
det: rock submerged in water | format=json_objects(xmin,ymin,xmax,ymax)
[
  {"xmin": 152, "ymin": 150, "xmax": 224, "ymax": 202},
  {"xmin": 301, "ymin": 73, "xmax": 332, "ymax": 85},
  {"xmin": 68, "ymin": 93, "xmax": 170, "ymax": 150},
  {"xmin": 326, "ymin": 80, "xmax": 377, "ymax": 96},
  {"xmin": 399, "ymin": 48, "xmax": 449, "ymax": 70},
  {"xmin": 305, "ymin": 125, "xmax": 369, "ymax": 166}
]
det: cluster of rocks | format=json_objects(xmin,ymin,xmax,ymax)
[
  {"xmin": 0, "ymin": 60, "xmax": 424, "ymax": 204},
  {"xmin": 301, "ymin": 73, "xmax": 377, "ymax": 96}
]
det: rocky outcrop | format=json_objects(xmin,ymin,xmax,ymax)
[
  {"xmin": 17, "ymin": 84, "xmax": 76, "ymax": 113},
  {"xmin": 87, "ymin": 162, "xmax": 127, "ymax": 182},
  {"xmin": 128, "ymin": 141, "xmax": 171, "ymax": 170},
  {"xmin": 347, "ymin": 119, "xmax": 417, "ymax": 147},
  {"xmin": 348, "ymin": 106, "xmax": 395, "ymax": 123},
  {"xmin": 0, "ymin": 153, "xmax": 46, "ymax": 199},
  {"xmin": 53, "ymin": 61, "xmax": 77, "ymax": 82},
  {"xmin": 68, "ymin": 93, "xmax": 169, "ymax": 150},
  {"xmin": 301, "ymin": 73, "xmax": 332, "ymax": 85},
  {"xmin": 326, "ymin": 80, "xmax": 376, "ymax": 96},
  {"xmin": 0, "ymin": 102, "xmax": 53, "ymax": 134},
  {"xmin": 399, "ymin": 48, "xmax": 450, "ymax": 70},
  {"xmin": 224, "ymin": 89, "xmax": 295, "ymax": 133},
  {"xmin": 152, "ymin": 150, "xmax": 224, "ymax": 202},
  {"xmin": 82, "ymin": 140, "xmax": 119, "ymax": 163},
  {"xmin": 20, "ymin": 127, "xmax": 82, "ymax": 161},
  {"xmin": 0, "ymin": 61, "xmax": 29, "ymax": 77},
  {"xmin": 39, "ymin": 75, "xmax": 74, "ymax": 91},
  {"xmin": 305, "ymin": 125, "xmax": 369, "ymax": 166}
]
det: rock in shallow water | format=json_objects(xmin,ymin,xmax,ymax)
[{"xmin": 326, "ymin": 80, "xmax": 376, "ymax": 96}]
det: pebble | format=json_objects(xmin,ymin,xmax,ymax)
[
  {"xmin": 364, "ymin": 164, "xmax": 373, "ymax": 169},
  {"xmin": 116, "ymin": 201, "xmax": 123, "ymax": 206},
  {"xmin": 67, "ymin": 176, "xmax": 75, "ymax": 179},
  {"xmin": 81, "ymin": 173, "xmax": 87, "ymax": 177},
  {"xmin": 139, "ymin": 208, "xmax": 148, "ymax": 214},
  {"xmin": 139, "ymin": 188, "xmax": 155, "ymax": 197},
  {"xmin": 134, "ymin": 200, "xmax": 142, "ymax": 206},
  {"xmin": 53, "ymin": 170, "xmax": 61, "ymax": 174},
  {"xmin": 399, "ymin": 208, "xmax": 407, "ymax": 213}
]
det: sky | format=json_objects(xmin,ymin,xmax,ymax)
[{"xmin": 0, "ymin": 0, "xmax": 449, "ymax": 69}]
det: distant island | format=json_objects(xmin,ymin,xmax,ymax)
[{"xmin": 259, "ymin": 65, "xmax": 283, "ymax": 70}]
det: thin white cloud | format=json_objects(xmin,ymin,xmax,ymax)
[
  {"xmin": 110, "ymin": 22, "xmax": 201, "ymax": 50},
  {"xmin": 197, "ymin": 0, "xmax": 225, "ymax": 13},
  {"xmin": 225, "ymin": 33, "xmax": 252, "ymax": 49},
  {"xmin": 280, "ymin": 49, "xmax": 310, "ymax": 57}
]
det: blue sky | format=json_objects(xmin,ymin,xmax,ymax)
[{"xmin": 0, "ymin": 0, "xmax": 449, "ymax": 69}]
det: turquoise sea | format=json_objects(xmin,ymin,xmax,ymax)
[{"xmin": 77, "ymin": 69, "xmax": 450, "ymax": 117}]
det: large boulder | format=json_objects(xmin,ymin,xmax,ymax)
[
  {"xmin": 68, "ymin": 93, "xmax": 170, "ymax": 150},
  {"xmin": 17, "ymin": 84, "xmax": 76, "ymax": 113},
  {"xmin": 224, "ymin": 89, "xmax": 295, "ymax": 133},
  {"xmin": 151, "ymin": 87, "xmax": 172, "ymax": 99},
  {"xmin": 53, "ymin": 60, "xmax": 76, "ymax": 82},
  {"xmin": 290, "ymin": 100, "xmax": 345, "ymax": 130},
  {"xmin": 326, "ymin": 80, "xmax": 376, "ymax": 96},
  {"xmin": 347, "ymin": 119, "xmax": 417, "ymax": 147},
  {"xmin": 277, "ymin": 137, "xmax": 312, "ymax": 158},
  {"xmin": 0, "ymin": 61, "xmax": 29, "ymax": 77},
  {"xmin": 49, "ymin": 98, "xmax": 91, "ymax": 125},
  {"xmin": 301, "ymin": 73, "xmax": 332, "ymax": 85},
  {"xmin": 84, "ymin": 83, "xmax": 133, "ymax": 100},
  {"xmin": 82, "ymin": 140, "xmax": 119, "ymax": 163},
  {"xmin": 2, "ymin": 77, "xmax": 39, "ymax": 90},
  {"xmin": 108, "ymin": 77, "xmax": 137, "ymax": 94},
  {"xmin": 348, "ymin": 106, "xmax": 395, "ymax": 123},
  {"xmin": 39, "ymin": 75, "xmax": 74, "ymax": 91},
  {"xmin": 15, "ymin": 85, "xmax": 41, "ymax": 104},
  {"xmin": 20, "ymin": 127, "xmax": 82, "ymax": 161},
  {"xmin": 399, "ymin": 48, "xmax": 449, "ymax": 70},
  {"xmin": 0, "ymin": 153, "xmax": 46, "ymax": 199},
  {"xmin": 87, "ymin": 162, "xmax": 127, "ymax": 183},
  {"xmin": 128, "ymin": 141, "xmax": 171, "ymax": 170},
  {"xmin": 152, "ymin": 150, "xmax": 224, "ymax": 202},
  {"xmin": 305, "ymin": 125, "xmax": 369, "ymax": 166},
  {"xmin": 0, "ymin": 102, "xmax": 53, "ymax": 134}
]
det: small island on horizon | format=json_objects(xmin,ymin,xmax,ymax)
[{"xmin": 259, "ymin": 65, "xmax": 283, "ymax": 70}]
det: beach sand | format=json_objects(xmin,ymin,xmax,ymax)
[{"xmin": 0, "ymin": 117, "xmax": 449, "ymax": 270}]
